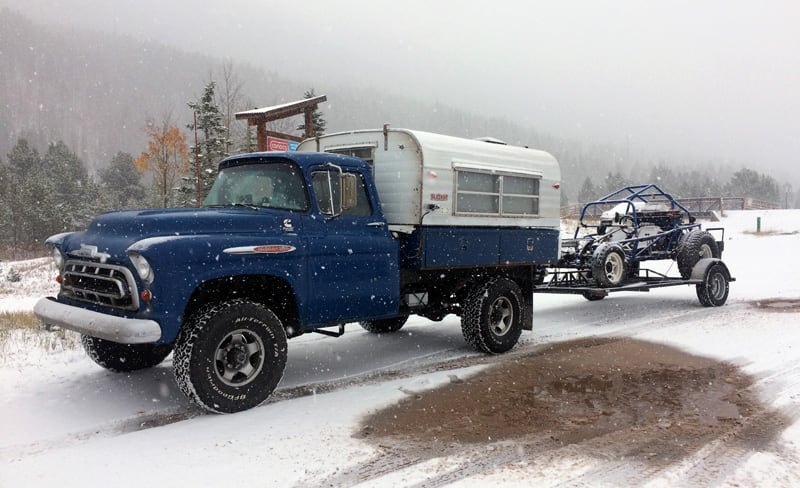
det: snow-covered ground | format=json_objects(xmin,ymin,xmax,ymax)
[{"xmin": 1, "ymin": 209, "xmax": 799, "ymax": 487}]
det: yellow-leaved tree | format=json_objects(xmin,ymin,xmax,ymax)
[{"xmin": 135, "ymin": 116, "xmax": 189, "ymax": 208}]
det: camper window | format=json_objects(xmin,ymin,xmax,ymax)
[{"xmin": 455, "ymin": 169, "xmax": 540, "ymax": 216}]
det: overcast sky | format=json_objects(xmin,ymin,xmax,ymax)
[{"xmin": 6, "ymin": 0, "xmax": 799, "ymax": 183}]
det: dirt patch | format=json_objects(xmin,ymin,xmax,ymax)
[
  {"xmin": 321, "ymin": 338, "xmax": 788, "ymax": 486},
  {"xmin": 750, "ymin": 298, "xmax": 800, "ymax": 313}
]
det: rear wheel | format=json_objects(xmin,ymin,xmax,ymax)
[
  {"xmin": 696, "ymin": 262, "xmax": 730, "ymax": 307},
  {"xmin": 677, "ymin": 231, "xmax": 720, "ymax": 279},
  {"xmin": 462, "ymin": 278, "xmax": 524, "ymax": 354},
  {"xmin": 81, "ymin": 335, "xmax": 172, "ymax": 372},
  {"xmin": 173, "ymin": 300, "xmax": 287, "ymax": 414},
  {"xmin": 360, "ymin": 315, "xmax": 409, "ymax": 333},
  {"xmin": 592, "ymin": 243, "xmax": 628, "ymax": 287}
]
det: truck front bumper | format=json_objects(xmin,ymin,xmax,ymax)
[{"xmin": 34, "ymin": 297, "xmax": 162, "ymax": 344}]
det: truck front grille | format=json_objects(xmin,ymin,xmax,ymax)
[{"xmin": 62, "ymin": 260, "xmax": 139, "ymax": 310}]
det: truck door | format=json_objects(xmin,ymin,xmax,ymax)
[{"xmin": 304, "ymin": 166, "xmax": 399, "ymax": 324}]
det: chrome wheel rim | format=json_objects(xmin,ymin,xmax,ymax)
[
  {"xmin": 214, "ymin": 329, "xmax": 265, "ymax": 387},
  {"xmin": 489, "ymin": 297, "xmax": 514, "ymax": 337}
]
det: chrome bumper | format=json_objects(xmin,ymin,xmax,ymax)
[{"xmin": 34, "ymin": 297, "xmax": 162, "ymax": 344}]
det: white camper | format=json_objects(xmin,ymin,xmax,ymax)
[{"xmin": 296, "ymin": 127, "xmax": 561, "ymax": 232}]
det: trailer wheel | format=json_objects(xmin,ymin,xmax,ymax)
[
  {"xmin": 592, "ymin": 243, "xmax": 628, "ymax": 287},
  {"xmin": 360, "ymin": 315, "xmax": 409, "ymax": 333},
  {"xmin": 677, "ymin": 231, "xmax": 720, "ymax": 279},
  {"xmin": 81, "ymin": 335, "xmax": 172, "ymax": 372},
  {"xmin": 696, "ymin": 262, "xmax": 730, "ymax": 307},
  {"xmin": 173, "ymin": 300, "xmax": 287, "ymax": 414},
  {"xmin": 462, "ymin": 278, "xmax": 523, "ymax": 354}
]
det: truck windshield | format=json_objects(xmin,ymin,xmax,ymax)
[{"xmin": 203, "ymin": 162, "xmax": 309, "ymax": 211}]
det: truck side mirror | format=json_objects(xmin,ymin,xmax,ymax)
[{"xmin": 341, "ymin": 173, "xmax": 357, "ymax": 212}]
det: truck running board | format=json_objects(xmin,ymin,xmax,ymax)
[{"xmin": 312, "ymin": 324, "xmax": 346, "ymax": 338}]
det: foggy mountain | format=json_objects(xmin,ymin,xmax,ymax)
[
  {"xmin": 0, "ymin": 8, "xmax": 586, "ymax": 198},
  {"xmin": 1, "ymin": 5, "xmax": 796, "ymax": 202}
]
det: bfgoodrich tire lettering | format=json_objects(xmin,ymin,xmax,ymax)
[
  {"xmin": 81, "ymin": 335, "xmax": 172, "ymax": 372},
  {"xmin": 461, "ymin": 278, "xmax": 524, "ymax": 354},
  {"xmin": 173, "ymin": 300, "xmax": 287, "ymax": 414}
]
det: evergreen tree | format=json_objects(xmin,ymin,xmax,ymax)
[
  {"xmin": 186, "ymin": 81, "xmax": 228, "ymax": 205},
  {"xmin": 0, "ymin": 161, "xmax": 14, "ymax": 248},
  {"xmin": 40, "ymin": 140, "xmax": 93, "ymax": 231},
  {"xmin": 577, "ymin": 177, "xmax": 598, "ymax": 204},
  {"xmin": 99, "ymin": 152, "xmax": 147, "ymax": 209},
  {"xmin": 603, "ymin": 171, "xmax": 629, "ymax": 196},
  {"xmin": 296, "ymin": 88, "xmax": 326, "ymax": 137},
  {"xmin": 6, "ymin": 138, "xmax": 40, "ymax": 179},
  {"xmin": 724, "ymin": 168, "xmax": 780, "ymax": 203}
]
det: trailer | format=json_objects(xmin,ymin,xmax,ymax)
[
  {"xmin": 538, "ymin": 184, "xmax": 734, "ymax": 306},
  {"xmin": 535, "ymin": 257, "xmax": 734, "ymax": 307}
]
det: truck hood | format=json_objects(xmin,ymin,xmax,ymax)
[{"xmin": 58, "ymin": 207, "xmax": 296, "ymax": 260}]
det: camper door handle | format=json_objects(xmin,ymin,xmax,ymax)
[{"xmin": 367, "ymin": 222, "xmax": 385, "ymax": 227}]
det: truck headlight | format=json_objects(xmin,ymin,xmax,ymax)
[
  {"xmin": 129, "ymin": 253, "xmax": 154, "ymax": 284},
  {"xmin": 52, "ymin": 247, "xmax": 65, "ymax": 271}
]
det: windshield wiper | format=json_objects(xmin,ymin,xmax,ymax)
[{"xmin": 206, "ymin": 203, "xmax": 261, "ymax": 210}]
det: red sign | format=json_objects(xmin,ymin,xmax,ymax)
[{"xmin": 267, "ymin": 136, "xmax": 290, "ymax": 152}]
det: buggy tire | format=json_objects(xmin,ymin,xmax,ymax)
[
  {"xmin": 462, "ymin": 278, "xmax": 524, "ymax": 354},
  {"xmin": 677, "ymin": 231, "xmax": 720, "ymax": 279},
  {"xmin": 360, "ymin": 315, "xmax": 409, "ymax": 333},
  {"xmin": 592, "ymin": 243, "xmax": 629, "ymax": 287},
  {"xmin": 81, "ymin": 335, "xmax": 172, "ymax": 372},
  {"xmin": 696, "ymin": 262, "xmax": 730, "ymax": 307},
  {"xmin": 173, "ymin": 300, "xmax": 287, "ymax": 414}
]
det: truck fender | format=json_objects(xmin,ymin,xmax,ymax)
[{"xmin": 689, "ymin": 258, "xmax": 731, "ymax": 283}]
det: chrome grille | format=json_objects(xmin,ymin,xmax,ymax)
[{"xmin": 62, "ymin": 260, "xmax": 139, "ymax": 310}]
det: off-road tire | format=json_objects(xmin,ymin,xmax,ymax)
[
  {"xmin": 173, "ymin": 300, "xmax": 287, "ymax": 414},
  {"xmin": 677, "ymin": 231, "xmax": 720, "ymax": 279},
  {"xmin": 360, "ymin": 315, "xmax": 409, "ymax": 333},
  {"xmin": 696, "ymin": 262, "xmax": 730, "ymax": 307},
  {"xmin": 592, "ymin": 243, "xmax": 629, "ymax": 287},
  {"xmin": 461, "ymin": 278, "xmax": 524, "ymax": 354},
  {"xmin": 81, "ymin": 335, "xmax": 172, "ymax": 372}
]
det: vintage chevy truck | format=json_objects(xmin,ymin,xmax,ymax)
[{"xmin": 35, "ymin": 127, "xmax": 561, "ymax": 413}]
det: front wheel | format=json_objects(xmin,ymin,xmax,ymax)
[
  {"xmin": 173, "ymin": 300, "xmax": 287, "ymax": 414},
  {"xmin": 696, "ymin": 262, "xmax": 730, "ymax": 307},
  {"xmin": 81, "ymin": 335, "xmax": 172, "ymax": 372},
  {"xmin": 461, "ymin": 278, "xmax": 524, "ymax": 354}
]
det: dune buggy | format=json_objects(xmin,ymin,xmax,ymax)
[{"xmin": 558, "ymin": 184, "xmax": 724, "ymax": 288}]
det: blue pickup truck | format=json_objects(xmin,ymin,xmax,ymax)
[{"xmin": 35, "ymin": 128, "xmax": 562, "ymax": 413}]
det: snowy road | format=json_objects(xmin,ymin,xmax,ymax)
[{"xmin": 2, "ymin": 210, "xmax": 800, "ymax": 487}]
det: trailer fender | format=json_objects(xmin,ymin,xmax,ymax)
[{"xmin": 689, "ymin": 258, "xmax": 731, "ymax": 282}]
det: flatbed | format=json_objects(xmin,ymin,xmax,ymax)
[{"xmin": 535, "ymin": 258, "xmax": 734, "ymax": 306}]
